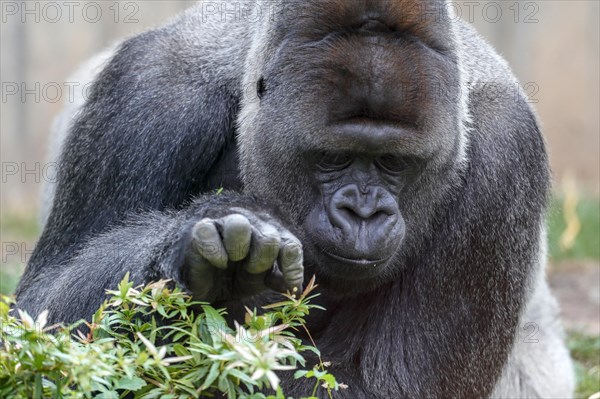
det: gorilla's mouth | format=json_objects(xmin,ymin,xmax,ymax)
[{"xmin": 323, "ymin": 250, "xmax": 391, "ymax": 267}]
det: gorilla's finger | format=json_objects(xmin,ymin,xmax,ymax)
[
  {"xmin": 245, "ymin": 223, "xmax": 281, "ymax": 274},
  {"xmin": 220, "ymin": 214, "xmax": 251, "ymax": 262},
  {"xmin": 277, "ymin": 232, "xmax": 304, "ymax": 292},
  {"xmin": 264, "ymin": 264, "xmax": 288, "ymax": 293},
  {"xmin": 191, "ymin": 219, "xmax": 227, "ymax": 269}
]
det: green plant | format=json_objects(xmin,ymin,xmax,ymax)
[{"xmin": 0, "ymin": 275, "xmax": 342, "ymax": 399}]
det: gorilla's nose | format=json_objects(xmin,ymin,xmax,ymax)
[
  {"xmin": 328, "ymin": 184, "xmax": 400, "ymax": 254},
  {"xmin": 332, "ymin": 185, "xmax": 393, "ymax": 221}
]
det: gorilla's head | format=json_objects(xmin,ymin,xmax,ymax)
[{"xmin": 238, "ymin": 0, "xmax": 467, "ymax": 293}]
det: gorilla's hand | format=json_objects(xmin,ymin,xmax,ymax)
[{"xmin": 183, "ymin": 209, "xmax": 304, "ymax": 302}]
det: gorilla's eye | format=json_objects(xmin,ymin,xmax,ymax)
[
  {"xmin": 317, "ymin": 153, "xmax": 353, "ymax": 172},
  {"xmin": 256, "ymin": 77, "xmax": 266, "ymax": 100},
  {"xmin": 375, "ymin": 155, "xmax": 410, "ymax": 175}
]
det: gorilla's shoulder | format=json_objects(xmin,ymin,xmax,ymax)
[
  {"xmin": 456, "ymin": 21, "xmax": 516, "ymax": 87},
  {"xmin": 97, "ymin": 5, "xmax": 251, "ymax": 94},
  {"xmin": 456, "ymin": 21, "xmax": 541, "ymax": 143}
]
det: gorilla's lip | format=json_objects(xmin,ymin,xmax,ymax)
[{"xmin": 323, "ymin": 250, "xmax": 391, "ymax": 266}]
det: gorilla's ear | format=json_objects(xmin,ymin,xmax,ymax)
[{"xmin": 52, "ymin": 26, "xmax": 243, "ymax": 240}]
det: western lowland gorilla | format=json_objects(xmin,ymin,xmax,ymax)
[{"xmin": 17, "ymin": 0, "xmax": 574, "ymax": 397}]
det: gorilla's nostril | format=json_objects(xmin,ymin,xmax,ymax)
[
  {"xmin": 369, "ymin": 210, "xmax": 392, "ymax": 223},
  {"xmin": 342, "ymin": 204, "xmax": 377, "ymax": 221}
]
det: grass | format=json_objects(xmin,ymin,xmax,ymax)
[
  {"xmin": 0, "ymin": 211, "xmax": 39, "ymax": 296},
  {"xmin": 0, "ymin": 262, "xmax": 23, "ymax": 297},
  {"xmin": 548, "ymin": 196, "xmax": 600, "ymax": 261},
  {"xmin": 0, "ymin": 211, "xmax": 39, "ymax": 242},
  {"xmin": 551, "ymin": 196, "xmax": 600, "ymax": 398},
  {"xmin": 569, "ymin": 332, "xmax": 600, "ymax": 398},
  {"xmin": 1, "ymin": 195, "xmax": 599, "ymax": 397}
]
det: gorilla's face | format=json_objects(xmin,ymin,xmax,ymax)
[
  {"xmin": 239, "ymin": 0, "xmax": 465, "ymax": 291},
  {"xmin": 303, "ymin": 153, "xmax": 409, "ymax": 281}
]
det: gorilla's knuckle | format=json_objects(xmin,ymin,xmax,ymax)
[
  {"xmin": 192, "ymin": 222, "xmax": 215, "ymax": 240},
  {"xmin": 225, "ymin": 213, "xmax": 250, "ymax": 225},
  {"xmin": 256, "ymin": 226, "xmax": 281, "ymax": 247},
  {"xmin": 281, "ymin": 244, "xmax": 303, "ymax": 264}
]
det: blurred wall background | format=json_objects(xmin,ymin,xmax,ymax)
[{"xmin": 1, "ymin": 0, "xmax": 599, "ymax": 214}]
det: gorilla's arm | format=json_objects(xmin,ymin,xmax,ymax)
[
  {"xmin": 17, "ymin": 193, "xmax": 303, "ymax": 325},
  {"xmin": 38, "ymin": 27, "xmax": 243, "ymax": 258}
]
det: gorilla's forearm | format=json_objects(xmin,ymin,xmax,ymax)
[
  {"xmin": 15, "ymin": 193, "xmax": 302, "ymax": 326},
  {"xmin": 16, "ymin": 209, "xmax": 189, "ymax": 325}
]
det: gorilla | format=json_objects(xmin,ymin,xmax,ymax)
[{"xmin": 16, "ymin": 0, "xmax": 574, "ymax": 397}]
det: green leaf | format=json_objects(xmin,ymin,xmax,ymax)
[
  {"xmin": 321, "ymin": 374, "xmax": 337, "ymax": 388},
  {"xmin": 173, "ymin": 343, "xmax": 190, "ymax": 357},
  {"xmin": 114, "ymin": 376, "xmax": 146, "ymax": 391},
  {"xmin": 202, "ymin": 306, "xmax": 227, "ymax": 328},
  {"xmin": 228, "ymin": 369, "xmax": 257, "ymax": 387},
  {"xmin": 226, "ymin": 378, "xmax": 237, "ymax": 399},
  {"xmin": 200, "ymin": 361, "xmax": 220, "ymax": 391},
  {"xmin": 94, "ymin": 391, "xmax": 119, "ymax": 399},
  {"xmin": 294, "ymin": 370, "xmax": 310, "ymax": 379}
]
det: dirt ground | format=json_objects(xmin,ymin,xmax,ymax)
[{"xmin": 549, "ymin": 261, "xmax": 600, "ymax": 335}]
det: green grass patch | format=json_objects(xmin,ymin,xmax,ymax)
[
  {"xmin": 0, "ymin": 212, "xmax": 39, "ymax": 242},
  {"xmin": 568, "ymin": 332, "xmax": 600, "ymax": 398},
  {"xmin": 0, "ymin": 263, "xmax": 23, "ymax": 296},
  {"xmin": 0, "ymin": 212, "xmax": 38, "ymax": 296},
  {"xmin": 547, "ymin": 197, "xmax": 600, "ymax": 261}
]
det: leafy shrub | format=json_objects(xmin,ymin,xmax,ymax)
[{"xmin": 0, "ymin": 275, "xmax": 342, "ymax": 398}]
